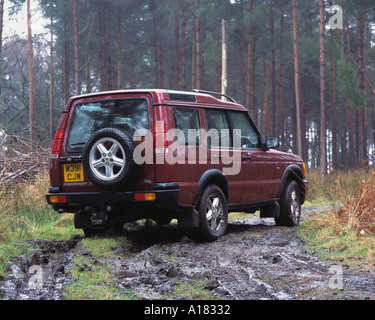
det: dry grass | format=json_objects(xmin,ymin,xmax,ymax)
[
  {"xmin": 305, "ymin": 169, "xmax": 366, "ymax": 204},
  {"xmin": 300, "ymin": 169, "xmax": 375, "ymax": 264},
  {"xmin": 0, "ymin": 170, "xmax": 53, "ymax": 242},
  {"xmin": 306, "ymin": 169, "xmax": 375, "ymax": 234},
  {"xmin": 332, "ymin": 170, "xmax": 375, "ymax": 234}
]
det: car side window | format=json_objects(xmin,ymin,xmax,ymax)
[
  {"xmin": 173, "ymin": 108, "xmax": 201, "ymax": 145},
  {"xmin": 206, "ymin": 110, "xmax": 232, "ymax": 148},
  {"xmin": 229, "ymin": 112, "xmax": 261, "ymax": 149}
]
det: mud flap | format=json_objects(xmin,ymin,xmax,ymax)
[
  {"xmin": 178, "ymin": 209, "xmax": 199, "ymax": 228},
  {"xmin": 260, "ymin": 202, "xmax": 280, "ymax": 218}
]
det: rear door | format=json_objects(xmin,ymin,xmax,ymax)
[{"xmin": 62, "ymin": 93, "xmax": 154, "ymax": 191}]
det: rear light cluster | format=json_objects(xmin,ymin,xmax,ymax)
[
  {"xmin": 154, "ymin": 121, "xmax": 169, "ymax": 153},
  {"xmin": 51, "ymin": 130, "xmax": 65, "ymax": 159},
  {"xmin": 135, "ymin": 193, "xmax": 156, "ymax": 201},
  {"xmin": 49, "ymin": 195, "xmax": 67, "ymax": 204}
]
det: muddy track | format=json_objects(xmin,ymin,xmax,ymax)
[{"xmin": 1, "ymin": 210, "xmax": 375, "ymax": 300}]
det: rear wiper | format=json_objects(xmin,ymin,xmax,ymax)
[{"xmin": 70, "ymin": 142, "xmax": 86, "ymax": 147}]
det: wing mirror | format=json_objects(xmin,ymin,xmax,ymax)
[{"xmin": 266, "ymin": 137, "xmax": 279, "ymax": 150}]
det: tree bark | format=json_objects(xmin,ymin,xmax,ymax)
[
  {"xmin": 246, "ymin": 0, "xmax": 254, "ymax": 113},
  {"xmin": 173, "ymin": 14, "xmax": 180, "ymax": 90},
  {"xmin": 263, "ymin": 60, "xmax": 270, "ymax": 137},
  {"xmin": 49, "ymin": 16, "xmax": 54, "ymax": 145},
  {"xmin": 194, "ymin": 0, "xmax": 202, "ymax": 89},
  {"xmin": 221, "ymin": 19, "xmax": 227, "ymax": 98},
  {"xmin": 345, "ymin": 24, "xmax": 354, "ymax": 169},
  {"xmin": 292, "ymin": 0, "xmax": 303, "ymax": 158},
  {"xmin": 357, "ymin": 10, "xmax": 368, "ymax": 168},
  {"xmin": 27, "ymin": 0, "xmax": 35, "ymax": 142},
  {"xmin": 180, "ymin": 0, "xmax": 187, "ymax": 90},
  {"xmin": 117, "ymin": 1, "xmax": 122, "ymax": 90},
  {"xmin": 72, "ymin": 0, "xmax": 80, "ymax": 95},
  {"xmin": 0, "ymin": 0, "xmax": 4, "ymax": 56},
  {"xmin": 277, "ymin": 14, "xmax": 285, "ymax": 147},
  {"xmin": 270, "ymin": 0, "xmax": 276, "ymax": 137},
  {"xmin": 319, "ymin": 0, "xmax": 327, "ymax": 179}
]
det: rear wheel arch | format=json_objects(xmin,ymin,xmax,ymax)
[{"xmin": 193, "ymin": 169, "xmax": 229, "ymax": 208}]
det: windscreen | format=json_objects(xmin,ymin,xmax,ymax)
[{"xmin": 66, "ymin": 99, "xmax": 149, "ymax": 152}]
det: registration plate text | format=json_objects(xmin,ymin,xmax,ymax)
[{"xmin": 63, "ymin": 163, "xmax": 84, "ymax": 182}]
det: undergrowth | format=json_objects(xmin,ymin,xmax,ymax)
[
  {"xmin": 301, "ymin": 169, "xmax": 375, "ymax": 265},
  {"xmin": 0, "ymin": 171, "xmax": 60, "ymax": 243}
]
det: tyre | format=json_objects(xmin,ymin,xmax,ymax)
[
  {"xmin": 190, "ymin": 185, "xmax": 228, "ymax": 242},
  {"xmin": 275, "ymin": 180, "xmax": 301, "ymax": 227},
  {"xmin": 82, "ymin": 128, "xmax": 138, "ymax": 190}
]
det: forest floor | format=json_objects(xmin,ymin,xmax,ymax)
[{"xmin": 1, "ymin": 206, "xmax": 375, "ymax": 301}]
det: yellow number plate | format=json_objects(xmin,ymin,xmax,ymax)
[{"xmin": 63, "ymin": 163, "xmax": 84, "ymax": 182}]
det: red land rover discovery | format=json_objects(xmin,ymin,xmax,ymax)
[{"xmin": 46, "ymin": 89, "xmax": 308, "ymax": 241}]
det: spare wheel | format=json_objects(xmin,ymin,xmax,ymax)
[{"xmin": 82, "ymin": 128, "xmax": 137, "ymax": 190}]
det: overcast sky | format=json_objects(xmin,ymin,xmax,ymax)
[{"xmin": 3, "ymin": 0, "xmax": 48, "ymax": 39}]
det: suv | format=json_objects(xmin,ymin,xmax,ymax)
[{"xmin": 46, "ymin": 89, "xmax": 308, "ymax": 241}]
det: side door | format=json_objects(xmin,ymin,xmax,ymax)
[
  {"xmin": 228, "ymin": 111, "xmax": 278, "ymax": 203},
  {"xmin": 205, "ymin": 109, "xmax": 243, "ymax": 203},
  {"xmin": 163, "ymin": 106, "xmax": 210, "ymax": 205}
]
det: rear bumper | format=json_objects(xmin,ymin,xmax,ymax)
[{"xmin": 46, "ymin": 183, "xmax": 181, "ymax": 213}]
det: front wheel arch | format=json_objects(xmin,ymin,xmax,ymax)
[{"xmin": 275, "ymin": 179, "xmax": 301, "ymax": 227}]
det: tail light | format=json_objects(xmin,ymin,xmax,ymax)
[
  {"xmin": 48, "ymin": 195, "xmax": 67, "ymax": 204},
  {"xmin": 51, "ymin": 130, "xmax": 65, "ymax": 158},
  {"xmin": 134, "ymin": 193, "xmax": 156, "ymax": 201},
  {"xmin": 154, "ymin": 122, "xmax": 169, "ymax": 153}
]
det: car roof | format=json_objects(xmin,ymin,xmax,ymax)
[{"xmin": 67, "ymin": 89, "xmax": 248, "ymax": 112}]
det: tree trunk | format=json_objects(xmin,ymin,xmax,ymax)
[
  {"xmin": 86, "ymin": 51, "xmax": 90, "ymax": 94},
  {"xmin": 319, "ymin": 0, "xmax": 327, "ymax": 179},
  {"xmin": 270, "ymin": 0, "xmax": 276, "ymax": 137},
  {"xmin": 221, "ymin": 19, "xmax": 227, "ymax": 98},
  {"xmin": 195, "ymin": 0, "xmax": 202, "ymax": 89},
  {"xmin": 49, "ymin": 16, "xmax": 54, "ymax": 145},
  {"xmin": 345, "ymin": 24, "xmax": 354, "ymax": 169},
  {"xmin": 27, "ymin": 0, "xmax": 35, "ymax": 142},
  {"xmin": 263, "ymin": 60, "xmax": 270, "ymax": 137},
  {"xmin": 72, "ymin": 0, "xmax": 80, "ymax": 95},
  {"xmin": 0, "ymin": 0, "xmax": 4, "ymax": 56},
  {"xmin": 357, "ymin": 11, "xmax": 368, "ymax": 168},
  {"xmin": 117, "ymin": 1, "xmax": 122, "ymax": 90},
  {"xmin": 240, "ymin": 0, "xmax": 246, "ymax": 104},
  {"xmin": 173, "ymin": 14, "xmax": 180, "ymax": 90},
  {"xmin": 292, "ymin": 0, "xmax": 303, "ymax": 158},
  {"xmin": 180, "ymin": 0, "xmax": 187, "ymax": 90},
  {"xmin": 246, "ymin": 0, "xmax": 254, "ymax": 113},
  {"xmin": 330, "ymin": 56, "xmax": 338, "ymax": 172},
  {"xmin": 63, "ymin": 7, "xmax": 70, "ymax": 104},
  {"xmin": 277, "ymin": 14, "xmax": 285, "ymax": 147},
  {"xmin": 150, "ymin": 0, "xmax": 160, "ymax": 88}
]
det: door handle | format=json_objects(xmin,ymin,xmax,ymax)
[{"xmin": 242, "ymin": 155, "xmax": 252, "ymax": 161}]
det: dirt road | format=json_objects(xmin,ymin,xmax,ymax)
[{"xmin": 1, "ymin": 208, "xmax": 375, "ymax": 300}]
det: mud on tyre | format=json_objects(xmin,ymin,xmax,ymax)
[
  {"xmin": 275, "ymin": 180, "xmax": 301, "ymax": 227},
  {"xmin": 189, "ymin": 185, "xmax": 228, "ymax": 242}
]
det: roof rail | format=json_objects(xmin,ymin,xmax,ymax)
[{"xmin": 192, "ymin": 89, "xmax": 237, "ymax": 104}]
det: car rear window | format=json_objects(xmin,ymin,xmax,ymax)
[{"xmin": 66, "ymin": 99, "xmax": 149, "ymax": 152}]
